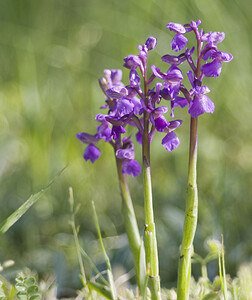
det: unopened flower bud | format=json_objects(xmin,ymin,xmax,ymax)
[{"xmin": 145, "ymin": 37, "xmax": 157, "ymax": 51}]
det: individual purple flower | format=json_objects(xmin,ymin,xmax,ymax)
[
  {"xmin": 103, "ymin": 69, "xmax": 124, "ymax": 89},
  {"xmin": 201, "ymin": 51, "xmax": 233, "ymax": 78},
  {"xmin": 171, "ymin": 34, "xmax": 188, "ymax": 52},
  {"xmin": 83, "ymin": 144, "xmax": 101, "ymax": 163},
  {"xmin": 106, "ymin": 86, "xmax": 128, "ymax": 99},
  {"xmin": 188, "ymin": 94, "xmax": 215, "ymax": 118},
  {"xmin": 154, "ymin": 116, "xmax": 170, "ymax": 132},
  {"xmin": 97, "ymin": 122, "xmax": 112, "ymax": 142},
  {"xmin": 162, "ymin": 131, "xmax": 180, "ymax": 152},
  {"xmin": 189, "ymin": 20, "xmax": 201, "ymax": 31},
  {"xmin": 124, "ymin": 55, "xmax": 142, "ymax": 70},
  {"xmin": 201, "ymin": 43, "xmax": 218, "ymax": 61},
  {"xmin": 122, "ymin": 159, "xmax": 141, "ymax": 177},
  {"xmin": 151, "ymin": 65, "xmax": 183, "ymax": 99},
  {"xmin": 116, "ymin": 98, "xmax": 135, "ymax": 116},
  {"xmin": 116, "ymin": 148, "xmax": 135, "ymax": 160},
  {"xmin": 165, "ymin": 65, "xmax": 183, "ymax": 83}
]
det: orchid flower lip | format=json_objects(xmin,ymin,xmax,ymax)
[{"xmin": 84, "ymin": 144, "xmax": 101, "ymax": 163}]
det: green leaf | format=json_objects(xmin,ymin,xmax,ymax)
[
  {"xmin": 107, "ymin": 270, "xmax": 117, "ymax": 300},
  {"xmin": 27, "ymin": 285, "xmax": 39, "ymax": 295},
  {"xmin": 0, "ymin": 166, "xmax": 67, "ymax": 236},
  {"xmin": 29, "ymin": 295, "xmax": 41, "ymax": 300},
  {"xmin": 202, "ymin": 291, "xmax": 220, "ymax": 300},
  {"xmin": 24, "ymin": 278, "xmax": 35, "ymax": 287},
  {"xmin": 88, "ymin": 281, "xmax": 112, "ymax": 299}
]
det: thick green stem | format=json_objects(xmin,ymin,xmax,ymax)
[
  {"xmin": 142, "ymin": 110, "xmax": 161, "ymax": 300},
  {"xmin": 115, "ymin": 158, "xmax": 146, "ymax": 295},
  {"xmin": 177, "ymin": 117, "xmax": 198, "ymax": 300}
]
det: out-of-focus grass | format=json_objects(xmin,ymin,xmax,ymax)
[{"xmin": 0, "ymin": 0, "xmax": 251, "ymax": 289}]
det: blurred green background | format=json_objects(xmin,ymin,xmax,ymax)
[{"xmin": 0, "ymin": 0, "xmax": 251, "ymax": 291}]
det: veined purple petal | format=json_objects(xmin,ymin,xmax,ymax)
[
  {"xmin": 201, "ymin": 59, "xmax": 222, "ymax": 77},
  {"xmin": 155, "ymin": 116, "xmax": 169, "ymax": 132},
  {"xmin": 124, "ymin": 55, "xmax": 142, "ymax": 70},
  {"xmin": 165, "ymin": 65, "xmax": 183, "ymax": 83},
  {"xmin": 162, "ymin": 132, "xmax": 180, "ymax": 152},
  {"xmin": 97, "ymin": 123, "xmax": 112, "ymax": 142},
  {"xmin": 116, "ymin": 148, "xmax": 135, "ymax": 160},
  {"xmin": 202, "ymin": 45, "xmax": 218, "ymax": 61},
  {"xmin": 151, "ymin": 65, "xmax": 166, "ymax": 79},
  {"xmin": 152, "ymin": 106, "xmax": 168, "ymax": 118},
  {"xmin": 202, "ymin": 32, "xmax": 225, "ymax": 44},
  {"xmin": 76, "ymin": 132, "xmax": 100, "ymax": 144},
  {"xmin": 166, "ymin": 22, "xmax": 186, "ymax": 34},
  {"xmin": 117, "ymin": 98, "xmax": 135, "ymax": 115},
  {"xmin": 212, "ymin": 51, "xmax": 233, "ymax": 62},
  {"xmin": 145, "ymin": 36, "xmax": 157, "ymax": 51},
  {"xmin": 105, "ymin": 116, "xmax": 125, "ymax": 126},
  {"xmin": 161, "ymin": 54, "xmax": 186, "ymax": 65},
  {"xmin": 106, "ymin": 86, "xmax": 127, "ymax": 99},
  {"xmin": 131, "ymin": 96, "xmax": 142, "ymax": 114},
  {"xmin": 194, "ymin": 86, "xmax": 210, "ymax": 95},
  {"xmin": 95, "ymin": 114, "xmax": 107, "ymax": 122},
  {"xmin": 188, "ymin": 94, "xmax": 215, "ymax": 118},
  {"xmin": 187, "ymin": 70, "xmax": 195, "ymax": 88},
  {"xmin": 129, "ymin": 70, "xmax": 141, "ymax": 87},
  {"xmin": 84, "ymin": 144, "xmax": 101, "ymax": 163},
  {"xmin": 166, "ymin": 120, "xmax": 183, "ymax": 132},
  {"xmin": 111, "ymin": 69, "xmax": 123, "ymax": 83},
  {"xmin": 164, "ymin": 82, "xmax": 180, "ymax": 99},
  {"xmin": 122, "ymin": 159, "xmax": 141, "ymax": 177},
  {"xmin": 103, "ymin": 69, "xmax": 124, "ymax": 89},
  {"xmin": 171, "ymin": 34, "xmax": 188, "ymax": 52},
  {"xmin": 160, "ymin": 88, "xmax": 172, "ymax": 100}
]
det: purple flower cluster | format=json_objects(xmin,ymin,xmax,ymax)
[
  {"xmin": 76, "ymin": 20, "xmax": 232, "ymax": 177},
  {"xmin": 161, "ymin": 20, "xmax": 233, "ymax": 118}
]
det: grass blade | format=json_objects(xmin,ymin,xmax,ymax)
[
  {"xmin": 69, "ymin": 187, "xmax": 87, "ymax": 287},
  {"xmin": 0, "ymin": 166, "xmax": 67, "ymax": 236},
  {"xmin": 91, "ymin": 200, "xmax": 117, "ymax": 300}
]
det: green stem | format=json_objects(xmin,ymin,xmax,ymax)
[
  {"xmin": 142, "ymin": 77, "xmax": 161, "ymax": 299},
  {"xmin": 69, "ymin": 187, "xmax": 87, "ymax": 287},
  {"xmin": 177, "ymin": 117, "xmax": 198, "ymax": 300},
  {"xmin": 115, "ymin": 158, "xmax": 146, "ymax": 295}
]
